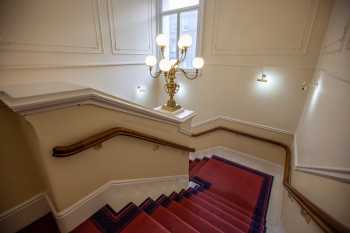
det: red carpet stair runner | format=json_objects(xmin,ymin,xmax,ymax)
[{"xmin": 71, "ymin": 156, "xmax": 273, "ymax": 233}]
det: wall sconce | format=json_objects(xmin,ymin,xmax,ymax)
[
  {"xmin": 136, "ymin": 86, "xmax": 146, "ymax": 94},
  {"xmin": 257, "ymin": 73, "xmax": 268, "ymax": 83},
  {"xmin": 301, "ymin": 80, "xmax": 318, "ymax": 91}
]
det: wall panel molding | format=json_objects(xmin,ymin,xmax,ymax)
[
  {"xmin": 210, "ymin": 0, "xmax": 319, "ymax": 56},
  {"xmin": 320, "ymin": 1, "xmax": 350, "ymax": 54},
  {"xmin": 321, "ymin": 21, "xmax": 350, "ymax": 54},
  {"xmin": 107, "ymin": 0, "xmax": 153, "ymax": 55},
  {"xmin": 0, "ymin": 0, "xmax": 103, "ymax": 54},
  {"xmin": 0, "ymin": 61, "xmax": 144, "ymax": 70},
  {"xmin": 293, "ymin": 136, "xmax": 350, "ymax": 183}
]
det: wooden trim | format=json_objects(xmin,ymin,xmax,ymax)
[
  {"xmin": 192, "ymin": 126, "xmax": 350, "ymax": 233},
  {"xmin": 52, "ymin": 127, "xmax": 195, "ymax": 157}
]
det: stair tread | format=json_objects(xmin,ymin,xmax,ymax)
[
  {"xmin": 189, "ymin": 159, "xmax": 208, "ymax": 177},
  {"xmin": 121, "ymin": 211, "xmax": 170, "ymax": 233},
  {"xmin": 198, "ymin": 190, "xmax": 252, "ymax": 217},
  {"xmin": 165, "ymin": 200, "xmax": 224, "ymax": 233},
  {"xmin": 71, "ymin": 220, "xmax": 103, "ymax": 233},
  {"xmin": 150, "ymin": 205, "xmax": 200, "ymax": 233},
  {"xmin": 177, "ymin": 197, "xmax": 245, "ymax": 233},
  {"xmin": 187, "ymin": 194, "xmax": 253, "ymax": 232},
  {"xmin": 70, "ymin": 157, "xmax": 271, "ymax": 233},
  {"xmin": 194, "ymin": 159, "xmax": 265, "ymax": 213}
]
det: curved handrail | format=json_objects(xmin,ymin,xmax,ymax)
[
  {"xmin": 53, "ymin": 127, "xmax": 195, "ymax": 157},
  {"xmin": 192, "ymin": 126, "xmax": 350, "ymax": 233},
  {"xmin": 52, "ymin": 125, "xmax": 349, "ymax": 232}
]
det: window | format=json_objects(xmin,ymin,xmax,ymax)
[{"xmin": 159, "ymin": 0, "xmax": 200, "ymax": 68}]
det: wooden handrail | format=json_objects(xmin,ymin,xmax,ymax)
[
  {"xmin": 52, "ymin": 127, "xmax": 195, "ymax": 157},
  {"xmin": 52, "ymin": 125, "xmax": 349, "ymax": 233},
  {"xmin": 192, "ymin": 126, "xmax": 350, "ymax": 233}
]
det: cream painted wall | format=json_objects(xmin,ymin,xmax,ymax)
[
  {"xmin": 25, "ymin": 105, "xmax": 190, "ymax": 211},
  {"xmin": 283, "ymin": 0, "xmax": 350, "ymax": 231},
  {"xmin": 0, "ymin": 105, "xmax": 45, "ymax": 213},
  {"xmin": 0, "ymin": 0, "xmax": 162, "ymax": 215},
  {"xmin": 190, "ymin": 117, "xmax": 289, "ymax": 166},
  {"xmin": 159, "ymin": 0, "xmax": 334, "ymax": 132},
  {"xmin": 0, "ymin": 0, "xmax": 159, "ymax": 108}
]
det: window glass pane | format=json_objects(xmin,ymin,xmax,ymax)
[
  {"xmin": 162, "ymin": 14, "xmax": 177, "ymax": 60},
  {"xmin": 162, "ymin": 0, "xmax": 199, "ymax": 12},
  {"xmin": 180, "ymin": 10, "xmax": 198, "ymax": 68}
]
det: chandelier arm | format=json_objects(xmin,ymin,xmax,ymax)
[
  {"xmin": 148, "ymin": 66, "xmax": 162, "ymax": 79},
  {"xmin": 178, "ymin": 48, "xmax": 187, "ymax": 63},
  {"xmin": 178, "ymin": 68, "xmax": 199, "ymax": 80},
  {"xmin": 160, "ymin": 46, "xmax": 166, "ymax": 59}
]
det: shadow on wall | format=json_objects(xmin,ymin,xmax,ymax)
[{"xmin": 0, "ymin": 103, "xmax": 46, "ymax": 213}]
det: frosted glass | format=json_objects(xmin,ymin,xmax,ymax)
[{"xmin": 162, "ymin": 0, "xmax": 199, "ymax": 12}]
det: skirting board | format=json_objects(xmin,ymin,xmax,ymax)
[
  {"xmin": 191, "ymin": 146, "xmax": 284, "ymax": 233},
  {"xmin": 0, "ymin": 193, "xmax": 50, "ymax": 233},
  {"xmin": 50, "ymin": 175, "xmax": 188, "ymax": 233},
  {"xmin": 0, "ymin": 175, "xmax": 188, "ymax": 233}
]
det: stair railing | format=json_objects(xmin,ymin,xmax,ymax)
[
  {"xmin": 53, "ymin": 126, "xmax": 349, "ymax": 233},
  {"xmin": 192, "ymin": 126, "xmax": 350, "ymax": 233},
  {"xmin": 52, "ymin": 127, "xmax": 195, "ymax": 157}
]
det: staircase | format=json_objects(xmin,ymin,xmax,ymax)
[{"xmin": 71, "ymin": 156, "xmax": 273, "ymax": 233}]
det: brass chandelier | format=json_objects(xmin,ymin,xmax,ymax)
[{"xmin": 145, "ymin": 34, "xmax": 204, "ymax": 112}]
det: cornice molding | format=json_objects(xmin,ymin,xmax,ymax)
[
  {"xmin": 0, "ymin": 83, "xmax": 196, "ymax": 125},
  {"xmin": 192, "ymin": 115, "xmax": 294, "ymax": 136}
]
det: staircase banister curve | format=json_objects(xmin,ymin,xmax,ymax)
[
  {"xmin": 52, "ymin": 126, "xmax": 349, "ymax": 233},
  {"xmin": 191, "ymin": 126, "xmax": 350, "ymax": 233},
  {"xmin": 52, "ymin": 127, "xmax": 195, "ymax": 157}
]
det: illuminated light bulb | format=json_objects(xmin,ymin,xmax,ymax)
[
  {"xmin": 192, "ymin": 57, "xmax": 204, "ymax": 69},
  {"xmin": 170, "ymin": 59, "xmax": 177, "ymax": 67},
  {"xmin": 145, "ymin": 55, "xmax": 157, "ymax": 67},
  {"xmin": 159, "ymin": 59, "xmax": 171, "ymax": 72},
  {"xmin": 156, "ymin": 34, "xmax": 168, "ymax": 47},
  {"xmin": 178, "ymin": 34, "xmax": 192, "ymax": 48}
]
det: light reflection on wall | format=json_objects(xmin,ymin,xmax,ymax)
[
  {"xmin": 309, "ymin": 76, "xmax": 322, "ymax": 114},
  {"xmin": 177, "ymin": 82, "xmax": 186, "ymax": 98},
  {"xmin": 254, "ymin": 70, "xmax": 281, "ymax": 95}
]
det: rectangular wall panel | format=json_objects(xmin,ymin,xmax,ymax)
[
  {"xmin": 211, "ymin": 0, "xmax": 319, "ymax": 55},
  {"xmin": 0, "ymin": 0, "xmax": 103, "ymax": 53},
  {"xmin": 108, "ymin": 0, "xmax": 153, "ymax": 55}
]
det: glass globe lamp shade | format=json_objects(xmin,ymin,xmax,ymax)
[
  {"xmin": 159, "ymin": 59, "xmax": 172, "ymax": 72},
  {"xmin": 156, "ymin": 34, "xmax": 168, "ymax": 47},
  {"xmin": 178, "ymin": 34, "xmax": 192, "ymax": 48},
  {"xmin": 192, "ymin": 57, "xmax": 204, "ymax": 69},
  {"xmin": 145, "ymin": 55, "xmax": 157, "ymax": 67}
]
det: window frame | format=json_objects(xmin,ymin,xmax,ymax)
[{"xmin": 156, "ymin": 0, "xmax": 205, "ymax": 63}]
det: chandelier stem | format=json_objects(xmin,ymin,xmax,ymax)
[{"xmin": 162, "ymin": 71, "xmax": 181, "ymax": 112}]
